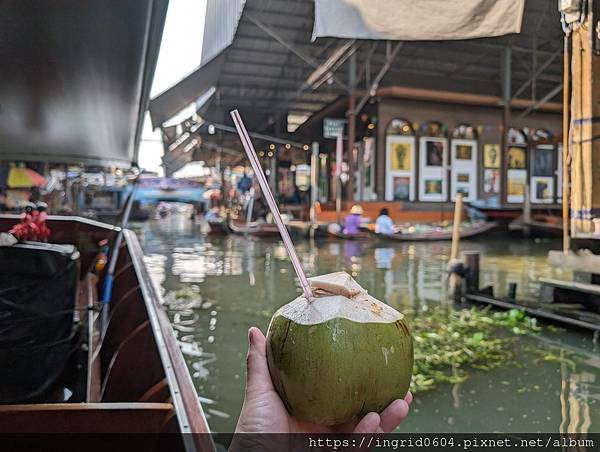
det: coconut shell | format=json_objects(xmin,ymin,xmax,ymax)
[{"xmin": 266, "ymin": 272, "xmax": 413, "ymax": 426}]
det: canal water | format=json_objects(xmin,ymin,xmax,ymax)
[{"xmin": 135, "ymin": 212, "xmax": 600, "ymax": 433}]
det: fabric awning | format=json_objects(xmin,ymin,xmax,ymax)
[
  {"xmin": 313, "ymin": 0, "xmax": 525, "ymax": 41},
  {"xmin": 0, "ymin": 0, "xmax": 168, "ymax": 168},
  {"xmin": 148, "ymin": 54, "xmax": 225, "ymax": 129}
]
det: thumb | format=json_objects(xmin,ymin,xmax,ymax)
[{"xmin": 245, "ymin": 327, "xmax": 275, "ymax": 395}]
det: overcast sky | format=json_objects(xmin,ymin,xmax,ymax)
[{"xmin": 138, "ymin": 0, "xmax": 207, "ymax": 175}]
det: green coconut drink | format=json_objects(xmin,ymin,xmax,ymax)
[{"xmin": 266, "ymin": 271, "xmax": 413, "ymax": 426}]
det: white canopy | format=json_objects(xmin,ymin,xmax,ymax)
[{"xmin": 313, "ymin": 0, "xmax": 525, "ymax": 41}]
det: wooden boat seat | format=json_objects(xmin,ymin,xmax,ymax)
[{"xmin": 0, "ymin": 402, "xmax": 173, "ymax": 433}]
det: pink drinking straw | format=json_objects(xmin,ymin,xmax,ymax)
[{"xmin": 230, "ymin": 110, "xmax": 315, "ymax": 301}]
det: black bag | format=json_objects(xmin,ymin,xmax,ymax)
[{"xmin": 0, "ymin": 242, "xmax": 80, "ymax": 403}]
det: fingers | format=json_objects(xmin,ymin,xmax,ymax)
[
  {"xmin": 353, "ymin": 412, "xmax": 383, "ymax": 434},
  {"xmin": 379, "ymin": 398, "xmax": 410, "ymax": 433},
  {"xmin": 245, "ymin": 327, "xmax": 275, "ymax": 395},
  {"xmin": 404, "ymin": 391, "xmax": 413, "ymax": 406}
]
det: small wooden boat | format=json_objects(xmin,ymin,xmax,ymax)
[
  {"xmin": 508, "ymin": 215, "xmax": 563, "ymax": 238},
  {"xmin": 229, "ymin": 219, "xmax": 281, "ymax": 237},
  {"xmin": 328, "ymin": 230, "xmax": 372, "ymax": 240},
  {"xmin": 196, "ymin": 217, "xmax": 231, "ymax": 235},
  {"xmin": 371, "ymin": 221, "xmax": 497, "ymax": 242},
  {"xmin": 0, "ymin": 215, "xmax": 212, "ymax": 450}
]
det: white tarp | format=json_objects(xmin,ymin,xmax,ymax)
[{"xmin": 313, "ymin": 0, "xmax": 525, "ymax": 41}]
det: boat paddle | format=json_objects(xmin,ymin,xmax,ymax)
[{"xmin": 100, "ymin": 181, "xmax": 138, "ymax": 334}]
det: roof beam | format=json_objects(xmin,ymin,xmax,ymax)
[
  {"xmin": 518, "ymin": 83, "xmax": 563, "ymax": 118},
  {"xmin": 244, "ymin": 13, "xmax": 350, "ymax": 91},
  {"xmin": 511, "ymin": 48, "xmax": 561, "ymax": 100}
]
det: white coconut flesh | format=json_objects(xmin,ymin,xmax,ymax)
[{"xmin": 275, "ymin": 271, "xmax": 404, "ymax": 325}]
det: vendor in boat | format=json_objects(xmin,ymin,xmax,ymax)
[
  {"xmin": 343, "ymin": 204, "xmax": 364, "ymax": 235},
  {"xmin": 234, "ymin": 327, "xmax": 412, "ymax": 435},
  {"xmin": 375, "ymin": 208, "xmax": 394, "ymax": 235}
]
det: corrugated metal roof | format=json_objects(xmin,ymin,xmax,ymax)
[{"xmin": 150, "ymin": 0, "xmax": 564, "ymax": 153}]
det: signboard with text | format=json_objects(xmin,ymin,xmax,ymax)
[{"xmin": 323, "ymin": 118, "xmax": 346, "ymax": 139}]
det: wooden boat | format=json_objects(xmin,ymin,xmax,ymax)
[
  {"xmin": 327, "ymin": 230, "xmax": 372, "ymax": 240},
  {"xmin": 508, "ymin": 215, "xmax": 563, "ymax": 238},
  {"xmin": 0, "ymin": 215, "xmax": 212, "ymax": 450},
  {"xmin": 229, "ymin": 219, "xmax": 281, "ymax": 237},
  {"xmin": 0, "ymin": 3, "xmax": 213, "ymax": 448},
  {"xmin": 370, "ymin": 221, "xmax": 497, "ymax": 242},
  {"xmin": 206, "ymin": 219, "xmax": 231, "ymax": 235}
]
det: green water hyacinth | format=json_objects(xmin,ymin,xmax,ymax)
[{"xmin": 266, "ymin": 272, "xmax": 413, "ymax": 426}]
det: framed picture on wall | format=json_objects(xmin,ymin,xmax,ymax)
[
  {"xmin": 531, "ymin": 176, "xmax": 554, "ymax": 203},
  {"xmin": 390, "ymin": 142, "xmax": 412, "ymax": 171},
  {"xmin": 393, "ymin": 176, "xmax": 411, "ymax": 200},
  {"xmin": 507, "ymin": 169, "xmax": 527, "ymax": 203},
  {"xmin": 483, "ymin": 144, "xmax": 500, "ymax": 168},
  {"xmin": 457, "ymin": 173, "xmax": 470, "ymax": 183},
  {"xmin": 425, "ymin": 141, "xmax": 444, "ymax": 166},
  {"xmin": 508, "ymin": 147, "xmax": 526, "ymax": 169},
  {"xmin": 483, "ymin": 169, "xmax": 500, "ymax": 193},
  {"xmin": 424, "ymin": 178, "xmax": 443, "ymax": 195},
  {"xmin": 533, "ymin": 147, "xmax": 554, "ymax": 176},
  {"xmin": 455, "ymin": 144, "xmax": 472, "ymax": 160}
]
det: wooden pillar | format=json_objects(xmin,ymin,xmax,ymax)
[
  {"xmin": 463, "ymin": 251, "xmax": 480, "ymax": 292},
  {"xmin": 569, "ymin": 1, "xmax": 600, "ymax": 236}
]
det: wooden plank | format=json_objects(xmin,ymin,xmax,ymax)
[
  {"xmin": 465, "ymin": 293, "xmax": 600, "ymax": 332},
  {"xmin": 123, "ymin": 230, "xmax": 214, "ymax": 445},
  {"xmin": 548, "ymin": 250, "xmax": 600, "ymax": 274},
  {"xmin": 538, "ymin": 277, "xmax": 600, "ymax": 296},
  {"xmin": 0, "ymin": 402, "xmax": 173, "ymax": 433}
]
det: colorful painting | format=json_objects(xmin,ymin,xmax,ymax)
[
  {"xmin": 483, "ymin": 169, "xmax": 500, "ymax": 194},
  {"xmin": 425, "ymin": 141, "xmax": 445, "ymax": 167},
  {"xmin": 455, "ymin": 144, "xmax": 472, "ymax": 160},
  {"xmin": 483, "ymin": 144, "xmax": 500, "ymax": 168},
  {"xmin": 533, "ymin": 147, "xmax": 554, "ymax": 176},
  {"xmin": 532, "ymin": 176, "xmax": 554, "ymax": 202},
  {"xmin": 390, "ymin": 142, "xmax": 412, "ymax": 171},
  {"xmin": 424, "ymin": 178, "xmax": 443, "ymax": 195},
  {"xmin": 507, "ymin": 169, "xmax": 527, "ymax": 202},
  {"xmin": 393, "ymin": 176, "xmax": 411, "ymax": 201},
  {"xmin": 508, "ymin": 147, "xmax": 526, "ymax": 169},
  {"xmin": 457, "ymin": 173, "xmax": 470, "ymax": 183}
]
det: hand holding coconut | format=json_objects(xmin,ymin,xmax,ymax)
[
  {"xmin": 235, "ymin": 325, "xmax": 412, "ymax": 434},
  {"xmin": 230, "ymin": 110, "xmax": 414, "ymax": 434}
]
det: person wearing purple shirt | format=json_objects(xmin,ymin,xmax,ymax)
[{"xmin": 343, "ymin": 204, "xmax": 364, "ymax": 235}]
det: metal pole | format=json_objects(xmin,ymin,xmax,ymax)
[
  {"xmin": 346, "ymin": 51, "xmax": 357, "ymax": 201},
  {"xmin": 310, "ymin": 141, "xmax": 319, "ymax": 235},
  {"xmin": 501, "ymin": 47, "xmax": 512, "ymax": 205},
  {"xmin": 101, "ymin": 182, "xmax": 138, "ymax": 333}
]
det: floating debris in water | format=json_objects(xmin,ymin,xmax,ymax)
[{"xmin": 410, "ymin": 307, "xmax": 541, "ymax": 393}]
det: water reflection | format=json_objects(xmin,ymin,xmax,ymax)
[{"xmin": 136, "ymin": 214, "xmax": 599, "ymax": 433}]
